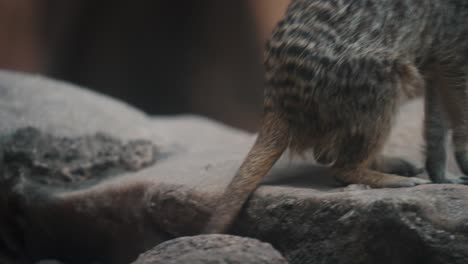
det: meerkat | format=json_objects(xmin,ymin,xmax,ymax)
[{"xmin": 203, "ymin": 0, "xmax": 468, "ymax": 234}]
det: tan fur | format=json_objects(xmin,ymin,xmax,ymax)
[
  {"xmin": 203, "ymin": 0, "xmax": 468, "ymax": 234},
  {"xmin": 203, "ymin": 110, "xmax": 289, "ymax": 234}
]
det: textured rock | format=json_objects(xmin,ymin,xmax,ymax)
[
  {"xmin": 235, "ymin": 185, "xmax": 468, "ymax": 264},
  {"xmin": 2, "ymin": 127, "xmax": 159, "ymax": 186},
  {"xmin": 131, "ymin": 235, "xmax": 288, "ymax": 264},
  {"xmin": 1, "ymin": 70, "xmax": 468, "ymax": 264}
]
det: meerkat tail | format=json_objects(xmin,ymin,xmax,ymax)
[{"xmin": 202, "ymin": 111, "xmax": 289, "ymax": 234}]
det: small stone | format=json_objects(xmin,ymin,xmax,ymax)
[{"xmin": 131, "ymin": 235, "xmax": 288, "ymax": 264}]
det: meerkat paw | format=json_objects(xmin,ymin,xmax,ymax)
[
  {"xmin": 369, "ymin": 175, "xmax": 430, "ymax": 188},
  {"xmin": 333, "ymin": 168, "xmax": 430, "ymax": 188},
  {"xmin": 455, "ymin": 151, "xmax": 468, "ymax": 176},
  {"xmin": 370, "ymin": 155, "xmax": 423, "ymax": 177},
  {"xmin": 436, "ymin": 177, "xmax": 468, "ymax": 185},
  {"xmin": 451, "ymin": 176, "xmax": 468, "ymax": 185},
  {"xmin": 430, "ymin": 172, "xmax": 468, "ymax": 185}
]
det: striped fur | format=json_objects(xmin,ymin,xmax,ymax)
[
  {"xmin": 264, "ymin": 0, "xmax": 468, "ymax": 159},
  {"xmin": 203, "ymin": 0, "xmax": 468, "ymax": 234}
]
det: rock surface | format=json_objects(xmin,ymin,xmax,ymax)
[
  {"xmin": 131, "ymin": 235, "xmax": 288, "ymax": 264},
  {"xmin": 0, "ymin": 70, "xmax": 468, "ymax": 264},
  {"xmin": 2, "ymin": 127, "xmax": 159, "ymax": 186}
]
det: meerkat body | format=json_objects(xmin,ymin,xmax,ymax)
[{"xmin": 204, "ymin": 0, "xmax": 468, "ymax": 233}]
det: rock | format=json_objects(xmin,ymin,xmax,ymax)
[
  {"xmin": 131, "ymin": 235, "xmax": 288, "ymax": 264},
  {"xmin": 236, "ymin": 185, "xmax": 468, "ymax": 264},
  {"xmin": 2, "ymin": 127, "xmax": 159, "ymax": 186},
  {"xmin": 1, "ymin": 70, "xmax": 468, "ymax": 264}
]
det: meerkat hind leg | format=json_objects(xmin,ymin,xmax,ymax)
[
  {"xmin": 333, "ymin": 167, "xmax": 429, "ymax": 188},
  {"xmin": 332, "ymin": 148, "xmax": 429, "ymax": 188},
  {"xmin": 449, "ymin": 84, "xmax": 468, "ymax": 183},
  {"xmin": 370, "ymin": 155, "xmax": 423, "ymax": 177},
  {"xmin": 331, "ymin": 117, "xmax": 429, "ymax": 188},
  {"xmin": 453, "ymin": 149, "xmax": 468, "ymax": 184},
  {"xmin": 319, "ymin": 153, "xmax": 422, "ymax": 177},
  {"xmin": 444, "ymin": 83, "xmax": 468, "ymax": 184},
  {"xmin": 425, "ymin": 68, "xmax": 468, "ymax": 184}
]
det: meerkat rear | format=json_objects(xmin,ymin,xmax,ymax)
[
  {"xmin": 264, "ymin": 0, "xmax": 432, "ymax": 187},
  {"xmin": 204, "ymin": 0, "xmax": 468, "ymax": 234},
  {"xmin": 204, "ymin": 0, "xmax": 427, "ymax": 234}
]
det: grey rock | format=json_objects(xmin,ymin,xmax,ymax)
[
  {"xmin": 131, "ymin": 235, "xmax": 288, "ymax": 264},
  {"xmin": 0, "ymin": 71, "xmax": 153, "ymax": 140},
  {"xmin": 2, "ymin": 127, "xmax": 159, "ymax": 186},
  {"xmin": 0, "ymin": 70, "xmax": 468, "ymax": 264},
  {"xmin": 236, "ymin": 185, "xmax": 468, "ymax": 264}
]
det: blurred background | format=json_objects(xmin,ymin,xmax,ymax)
[{"xmin": 0, "ymin": 0, "xmax": 291, "ymax": 131}]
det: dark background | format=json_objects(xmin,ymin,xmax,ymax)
[{"xmin": 0, "ymin": 0, "xmax": 291, "ymax": 131}]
